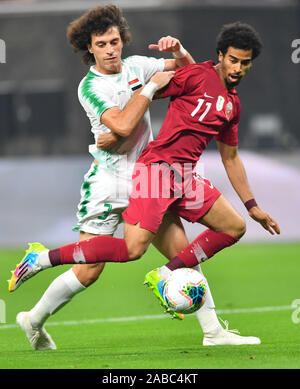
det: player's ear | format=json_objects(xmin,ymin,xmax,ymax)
[
  {"xmin": 218, "ymin": 50, "xmax": 224, "ymax": 63},
  {"xmin": 88, "ymin": 44, "xmax": 93, "ymax": 54}
]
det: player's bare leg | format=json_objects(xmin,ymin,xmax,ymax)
[
  {"xmin": 72, "ymin": 232, "xmax": 106, "ymax": 287},
  {"xmin": 123, "ymin": 221, "xmax": 154, "ymax": 260},
  {"xmin": 148, "ymin": 211, "xmax": 260, "ymax": 344},
  {"xmin": 151, "ymin": 211, "xmax": 222, "ymax": 327},
  {"xmin": 163, "ymin": 195, "xmax": 245, "ymax": 273},
  {"xmin": 150, "ymin": 199, "xmax": 260, "ymax": 345},
  {"xmin": 152, "ymin": 212, "xmax": 189, "ymax": 259},
  {"xmin": 199, "ymin": 195, "xmax": 246, "ymax": 239},
  {"xmin": 197, "ymin": 196, "xmax": 260, "ymax": 345},
  {"xmin": 15, "ymin": 232, "xmax": 105, "ymax": 351}
]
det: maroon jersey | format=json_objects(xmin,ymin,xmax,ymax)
[{"xmin": 138, "ymin": 61, "xmax": 241, "ymax": 167}]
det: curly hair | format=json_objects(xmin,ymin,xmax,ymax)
[
  {"xmin": 216, "ymin": 22, "xmax": 262, "ymax": 60},
  {"xmin": 67, "ymin": 5, "xmax": 132, "ymax": 65}
]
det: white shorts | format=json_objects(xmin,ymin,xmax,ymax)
[{"xmin": 73, "ymin": 162, "xmax": 132, "ymax": 235}]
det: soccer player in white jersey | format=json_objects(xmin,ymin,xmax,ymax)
[{"xmin": 11, "ymin": 5, "xmax": 260, "ymax": 350}]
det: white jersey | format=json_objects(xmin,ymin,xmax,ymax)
[
  {"xmin": 74, "ymin": 55, "xmax": 165, "ymax": 235},
  {"xmin": 78, "ymin": 55, "xmax": 165, "ymax": 179}
]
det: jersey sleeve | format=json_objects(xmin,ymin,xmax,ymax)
[
  {"xmin": 127, "ymin": 55, "xmax": 165, "ymax": 83},
  {"xmin": 161, "ymin": 64, "xmax": 200, "ymax": 98},
  {"xmin": 214, "ymin": 99, "xmax": 241, "ymax": 146},
  {"xmin": 78, "ymin": 75, "xmax": 117, "ymax": 123}
]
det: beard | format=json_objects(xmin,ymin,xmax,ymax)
[{"xmin": 225, "ymin": 75, "xmax": 242, "ymax": 89}]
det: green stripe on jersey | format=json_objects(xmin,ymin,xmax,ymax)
[
  {"xmin": 80, "ymin": 70, "xmax": 109, "ymax": 117},
  {"xmin": 78, "ymin": 164, "xmax": 99, "ymax": 218}
]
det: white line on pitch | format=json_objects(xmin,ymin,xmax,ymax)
[{"xmin": 0, "ymin": 304, "xmax": 293, "ymax": 330}]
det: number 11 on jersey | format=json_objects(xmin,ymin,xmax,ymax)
[{"xmin": 191, "ymin": 98, "xmax": 212, "ymax": 122}]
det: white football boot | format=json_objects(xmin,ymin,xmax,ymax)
[
  {"xmin": 203, "ymin": 318, "xmax": 261, "ymax": 346},
  {"xmin": 16, "ymin": 312, "xmax": 56, "ymax": 351}
]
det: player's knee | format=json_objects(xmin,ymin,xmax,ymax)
[
  {"xmin": 125, "ymin": 230, "xmax": 152, "ymax": 261},
  {"xmin": 220, "ymin": 215, "xmax": 246, "ymax": 240},
  {"xmin": 72, "ymin": 263, "xmax": 105, "ymax": 287},
  {"xmin": 233, "ymin": 217, "xmax": 246, "ymax": 239},
  {"xmin": 127, "ymin": 243, "xmax": 147, "ymax": 261}
]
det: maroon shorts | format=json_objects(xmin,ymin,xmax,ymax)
[{"xmin": 122, "ymin": 163, "xmax": 221, "ymax": 234}]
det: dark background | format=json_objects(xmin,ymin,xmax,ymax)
[{"xmin": 0, "ymin": 0, "xmax": 299, "ymax": 156}]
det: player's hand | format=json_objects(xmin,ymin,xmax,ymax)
[
  {"xmin": 248, "ymin": 206, "xmax": 280, "ymax": 235},
  {"xmin": 150, "ymin": 71, "xmax": 175, "ymax": 90},
  {"xmin": 148, "ymin": 36, "xmax": 181, "ymax": 53},
  {"xmin": 97, "ymin": 132, "xmax": 121, "ymax": 150}
]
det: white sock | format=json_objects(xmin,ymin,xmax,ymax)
[
  {"xmin": 193, "ymin": 264, "xmax": 222, "ymax": 334},
  {"xmin": 37, "ymin": 250, "xmax": 52, "ymax": 269},
  {"xmin": 158, "ymin": 265, "xmax": 172, "ymax": 280},
  {"xmin": 160, "ymin": 264, "xmax": 221, "ymax": 334},
  {"xmin": 29, "ymin": 268, "xmax": 85, "ymax": 328}
]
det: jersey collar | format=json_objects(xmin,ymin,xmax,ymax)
[{"xmin": 207, "ymin": 60, "xmax": 238, "ymax": 96}]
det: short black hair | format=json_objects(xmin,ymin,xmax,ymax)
[{"xmin": 216, "ymin": 22, "xmax": 262, "ymax": 60}]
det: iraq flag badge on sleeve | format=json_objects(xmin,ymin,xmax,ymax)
[{"xmin": 128, "ymin": 78, "xmax": 143, "ymax": 91}]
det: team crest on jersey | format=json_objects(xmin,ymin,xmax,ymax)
[
  {"xmin": 216, "ymin": 95, "xmax": 225, "ymax": 111},
  {"xmin": 225, "ymin": 101, "xmax": 233, "ymax": 120},
  {"xmin": 128, "ymin": 78, "xmax": 143, "ymax": 91}
]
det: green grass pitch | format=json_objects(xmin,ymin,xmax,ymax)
[{"xmin": 0, "ymin": 242, "xmax": 299, "ymax": 369}]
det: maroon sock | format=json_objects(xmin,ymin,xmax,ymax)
[
  {"xmin": 166, "ymin": 229, "xmax": 238, "ymax": 270},
  {"xmin": 48, "ymin": 236, "xmax": 130, "ymax": 266},
  {"xmin": 166, "ymin": 256, "xmax": 186, "ymax": 271}
]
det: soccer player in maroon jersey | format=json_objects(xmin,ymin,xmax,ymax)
[{"xmin": 10, "ymin": 22, "xmax": 280, "ymax": 345}]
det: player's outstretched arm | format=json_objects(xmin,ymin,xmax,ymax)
[
  {"xmin": 100, "ymin": 71, "xmax": 174, "ymax": 138},
  {"xmin": 217, "ymin": 141, "xmax": 280, "ymax": 236},
  {"xmin": 148, "ymin": 35, "xmax": 195, "ymax": 70}
]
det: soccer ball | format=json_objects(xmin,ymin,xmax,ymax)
[{"xmin": 162, "ymin": 268, "xmax": 207, "ymax": 314}]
